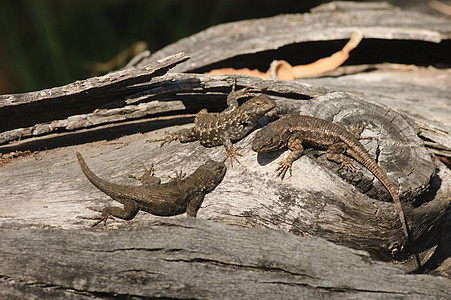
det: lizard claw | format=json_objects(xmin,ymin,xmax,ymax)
[
  {"xmin": 350, "ymin": 123, "xmax": 364, "ymax": 137},
  {"xmin": 276, "ymin": 160, "xmax": 292, "ymax": 180},
  {"xmin": 90, "ymin": 213, "xmax": 115, "ymax": 227},
  {"xmin": 342, "ymin": 161, "xmax": 356, "ymax": 172},
  {"xmin": 159, "ymin": 132, "xmax": 178, "ymax": 147},
  {"xmin": 223, "ymin": 146, "xmax": 242, "ymax": 167},
  {"xmin": 77, "ymin": 210, "xmax": 114, "ymax": 227},
  {"xmin": 146, "ymin": 131, "xmax": 178, "ymax": 147},
  {"xmin": 173, "ymin": 169, "xmax": 186, "ymax": 180}
]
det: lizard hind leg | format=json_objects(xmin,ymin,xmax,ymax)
[
  {"xmin": 350, "ymin": 123, "xmax": 364, "ymax": 138},
  {"xmin": 158, "ymin": 132, "xmax": 179, "ymax": 147},
  {"xmin": 129, "ymin": 163, "xmax": 162, "ymax": 186},
  {"xmin": 79, "ymin": 200, "xmax": 139, "ymax": 227},
  {"xmin": 148, "ymin": 127, "xmax": 198, "ymax": 147},
  {"xmin": 325, "ymin": 142, "xmax": 356, "ymax": 172}
]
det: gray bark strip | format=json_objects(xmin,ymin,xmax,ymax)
[
  {"xmin": 0, "ymin": 52, "xmax": 189, "ymax": 133},
  {"xmin": 1, "ymin": 219, "xmax": 450, "ymax": 299}
]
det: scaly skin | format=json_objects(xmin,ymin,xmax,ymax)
[
  {"xmin": 252, "ymin": 114, "xmax": 409, "ymax": 242},
  {"xmin": 76, "ymin": 152, "xmax": 226, "ymax": 226}
]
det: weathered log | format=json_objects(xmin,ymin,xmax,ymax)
[
  {"xmin": 139, "ymin": 2, "xmax": 451, "ymax": 73},
  {"xmin": 1, "ymin": 2, "xmax": 450, "ymax": 298},
  {"xmin": 0, "ymin": 81, "xmax": 446, "ymax": 262},
  {"xmin": 1, "ymin": 219, "xmax": 450, "ymax": 299},
  {"xmin": 0, "ymin": 52, "xmax": 189, "ymax": 133}
]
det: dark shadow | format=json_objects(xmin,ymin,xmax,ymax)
[
  {"xmin": 412, "ymin": 168, "xmax": 442, "ymax": 208},
  {"xmin": 193, "ymin": 39, "xmax": 451, "ymax": 74},
  {"xmin": 256, "ymin": 150, "xmax": 285, "ymax": 166}
]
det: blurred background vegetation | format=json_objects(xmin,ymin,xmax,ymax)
[{"xmin": 0, "ymin": 0, "xmax": 440, "ymax": 94}]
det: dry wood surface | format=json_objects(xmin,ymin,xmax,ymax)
[{"xmin": 1, "ymin": 2, "xmax": 450, "ymax": 298}]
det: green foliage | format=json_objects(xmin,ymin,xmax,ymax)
[{"xmin": 0, "ymin": 0, "xmax": 324, "ymax": 94}]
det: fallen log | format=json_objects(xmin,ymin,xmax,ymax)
[{"xmin": 1, "ymin": 218, "xmax": 450, "ymax": 299}]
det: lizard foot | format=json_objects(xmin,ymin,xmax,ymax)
[
  {"xmin": 341, "ymin": 161, "xmax": 356, "ymax": 172},
  {"xmin": 130, "ymin": 163, "xmax": 162, "ymax": 186},
  {"xmin": 144, "ymin": 163, "xmax": 155, "ymax": 176},
  {"xmin": 350, "ymin": 123, "xmax": 364, "ymax": 137},
  {"xmin": 350, "ymin": 124, "xmax": 372, "ymax": 140},
  {"xmin": 90, "ymin": 213, "xmax": 115, "ymax": 227},
  {"xmin": 147, "ymin": 131, "xmax": 178, "ymax": 147},
  {"xmin": 77, "ymin": 211, "xmax": 115, "ymax": 227},
  {"xmin": 223, "ymin": 146, "xmax": 242, "ymax": 167},
  {"xmin": 171, "ymin": 169, "xmax": 186, "ymax": 180},
  {"xmin": 276, "ymin": 160, "xmax": 293, "ymax": 180}
]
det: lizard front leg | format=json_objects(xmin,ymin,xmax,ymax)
[
  {"xmin": 325, "ymin": 142, "xmax": 356, "ymax": 171},
  {"xmin": 276, "ymin": 134, "xmax": 304, "ymax": 180},
  {"xmin": 129, "ymin": 163, "xmax": 161, "ymax": 186},
  {"xmin": 186, "ymin": 193, "xmax": 206, "ymax": 217}
]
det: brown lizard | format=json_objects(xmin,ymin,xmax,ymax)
[
  {"xmin": 148, "ymin": 84, "xmax": 276, "ymax": 165},
  {"xmin": 76, "ymin": 152, "xmax": 226, "ymax": 226},
  {"xmin": 251, "ymin": 114, "xmax": 409, "ymax": 241}
]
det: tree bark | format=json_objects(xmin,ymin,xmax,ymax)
[{"xmin": 1, "ymin": 219, "xmax": 450, "ymax": 299}]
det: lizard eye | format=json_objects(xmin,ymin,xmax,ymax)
[{"xmin": 269, "ymin": 136, "xmax": 283, "ymax": 148}]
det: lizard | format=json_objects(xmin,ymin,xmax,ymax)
[
  {"xmin": 251, "ymin": 114, "xmax": 410, "ymax": 242},
  {"xmin": 148, "ymin": 83, "xmax": 276, "ymax": 165},
  {"xmin": 76, "ymin": 152, "xmax": 226, "ymax": 226}
]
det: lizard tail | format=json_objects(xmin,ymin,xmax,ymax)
[
  {"xmin": 76, "ymin": 152, "xmax": 114, "ymax": 192},
  {"xmin": 76, "ymin": 152, "xmax": 139, "ymax": 200},
  {"xmin": 348, "ymin": 148, "xmax": 410, "ymax": 241}
]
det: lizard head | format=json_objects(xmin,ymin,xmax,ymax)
[
  {"xmin": 240, "ymin": 95, "xmax": 276, "ymax": 119},
  {"xmin": 252, "ymin": 122, "xmax": 289, "ymax": 152},
  {"xmin": 195, "ymin": 160, "xmax": 227, "ymax": 192}
]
